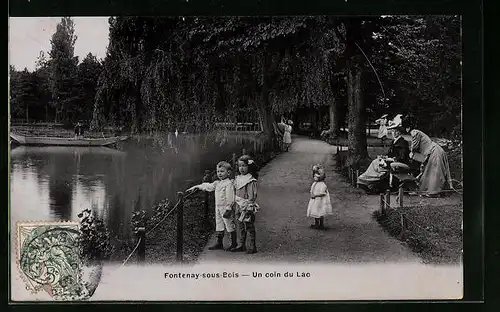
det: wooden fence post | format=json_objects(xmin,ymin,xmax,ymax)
[
  {"xmin": 176, "ymin": 192, "xmax": 184, "ymax": 263},
  {"xmin": 202, "ymin": 170, "xmax": 211, "ymax": 226},
  {"xmin": 137, "ymin": 227, "xmax": 145, "ymax": 263},
  {"xmin": 400, "ymin": 213, "xmax": 406, "ymax": 237},
  {"xmin": 232, "ymin": 153, "xmax": 236, "ymax": 172},
  {"xmin": 242, "ymin": 148, "xmax": 246, "ymax": 156},
  {"xmin": 355, "ymin": 170, "xmax": 359, "ymax": 188},
  {"xmin": 380, "ymin": 193, "xmax": 385, "ymax": 215},
  {"xmin": 385, "ymin": 189, "xmax": 391, "ymax": 210},
  {"xmin": 398, "ymin": 185, "xmax": 404, "ymax": 208}
]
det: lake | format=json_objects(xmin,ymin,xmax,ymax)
[{"xmin": 9, "ymin": 131, "xmax": 265, "ymax": 241}]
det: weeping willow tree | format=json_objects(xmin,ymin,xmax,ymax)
[
  {"xmin": 91, "ymin": 17, "xmax": 222, "ymax": 133},
  {"xmin": 90, "ymin": 16, "xmax": 374, "ymax": 158}
]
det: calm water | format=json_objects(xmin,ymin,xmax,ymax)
[{"xmin": 10, "ymin": 131, "xmax": 264, "ymax": 240}]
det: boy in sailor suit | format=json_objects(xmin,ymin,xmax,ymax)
[{"xmin": 187, "ymin": 161, "xmax": 237, "ymax": 251}]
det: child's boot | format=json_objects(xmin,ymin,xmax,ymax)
[
  {"xmin": 231, "ymin": 229, "xmax": 246, "ymax": 252},
  {"xmin": 226, "ymin": 231, "xmax": 238, "ymax": 251},
  {"xmin": 318, "ymin": 217, "xmax": 325, "ymax": 230},
  {"xmin": 310, "ymin": 218, "xmax": 319, "ymax": 229},
  {"xmin": 246, "ymin": 224, "xmax": 257, "ymax": 254},
  {"xmin": 208, "ymin": 231, "xmax": 224, "ymax": 250}
]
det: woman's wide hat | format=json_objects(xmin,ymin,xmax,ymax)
[
  {"xmin": 387, "ymin": 124, "xmax": 405, "ymax": 131},
  {"xmin": 387, "ymin": 114, "xmax": 403, "ymax": 130}
]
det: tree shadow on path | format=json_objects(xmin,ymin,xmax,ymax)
[{"xmin": 197, "ymin": 135, "xmax": 423, "ymax": 265}]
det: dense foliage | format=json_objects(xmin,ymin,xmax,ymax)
[
  {"xmin": 10, "ymin": 18, "xmax": 102, "ymax": 124},
  {"xmin": 77, "ymin": 209, "xmax": 114, "ymax": 264},
  {"xmin": 10, "ymin": 16, "xmax": 461, "ymax": 158}
]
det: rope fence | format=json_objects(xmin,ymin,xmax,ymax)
[
  {"xmin": 112, "ymin": 139, "xmax": 462, "ymax": 267},
  {"xmin": 109, "ymin": 144, "xmax": 276, "ymax": 268},
  {"xmin": 119, "ymin": 236, "xmax": 143, "ymax": 267},
  {"xmin": 377, "ymin": 188, "xmax": 463, "ymax": 239}
]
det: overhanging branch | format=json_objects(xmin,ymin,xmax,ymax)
[{"xmin": 354, "ymin": 41, "xmax": 386, "ymax": 98}]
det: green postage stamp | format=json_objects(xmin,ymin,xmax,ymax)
[{"xmin": 16, "ymin": 221, "xmax": 100, "ymax": 301}]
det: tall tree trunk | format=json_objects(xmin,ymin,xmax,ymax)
[
  {"xmin": 134, "ymin": 82, "xmax": 142, "ymax": 133},
  {"xmin": 317, "ymin": 109, "xmax": 323, "ymax": 133},
  {"xmin": 344, "ymin": 18, "xmax": 369, "ymax": 168},
  {"xmin": 257, "ymin": 86, "xmax": 280, "ymax": 143},
  {"xmin": 328, "ymin": 97, "xmax": 341, "ymax": 138},
  {"xmin": 254, "ymin": 52, "xmax": 281, "ymax": 148},
  {"xmin": 329, "ymin": 100, "xmax": 335, "ymax": 131},
  {"xmin": 346, "ymin": 57, "xmax": 369, "ymax": 167}
]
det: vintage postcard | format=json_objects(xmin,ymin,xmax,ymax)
[{"xmin": 9, "ymin": 15, "xmax": 463, "ymax": 302}]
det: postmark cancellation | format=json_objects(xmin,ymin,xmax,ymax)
[{"xmin": 15, "ymin": 221, "xmax": 95, "ymax": 301}]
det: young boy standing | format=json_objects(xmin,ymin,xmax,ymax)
[{"xmin": 187, "ymin": 161, "xmax": 237, "ymax": 251}]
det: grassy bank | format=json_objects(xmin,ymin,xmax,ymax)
[
  {"xmin": 374, "ymin": 204, "xmax": 462, "ymax": 264},
  {"xmin": 331, "ymin": 135, "xmax": 463, "ymax": 264}
]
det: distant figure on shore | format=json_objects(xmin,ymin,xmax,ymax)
[
  {"xmin": 74, "ymin": 122, "xmax": 84, "ymax": 138},
  {"xmin": 187, "ymin": 161, "xmax": 237, "ymax": 251},
  {"xmin": 278, "ymin": 117, "xmax": 293, "ymax": 151},
  {"xmin": 375, "ymin": 114, "xmax": 388, "ymax": 143},
  {"xmin": 307, "ymin": 164, "xmax": 333, "ymax": 230}
]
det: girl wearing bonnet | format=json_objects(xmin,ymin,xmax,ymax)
[
  {"xmin": 307, "ymin": 164, "xmax": 333, "ymax": 230},
  {"xmin": 231, "ymin": 155, "xmax": 260, "ymax": 254}
]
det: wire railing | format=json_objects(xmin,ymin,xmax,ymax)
[
  {"xmin": 110, "ymin": 143, "xmax": 281, "ymax": 268},
  {"xmin": 377, "ymin": 190, "xmax": 463, "ymax": 243},
  {"xmin": 119, "ymin": 237, "xmax": 143, "ymax": 267}
]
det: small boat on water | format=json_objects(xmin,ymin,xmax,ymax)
[
  {"xmin": 10, "ymin": 145, "xmax": 126, "ymax": 158},
  {"xmin": 10, "ymin": 132, "xmax": 129, "ymax": 147}
]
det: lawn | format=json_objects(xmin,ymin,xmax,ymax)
[
  {"xmin": 374, "ymin": 203, "xmax": 462, "ymax": 264},
  {"xmin": 329, "ymin": 135, "xmax": 463, "ymax": 264}
]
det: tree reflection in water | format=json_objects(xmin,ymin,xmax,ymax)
[{"xmin": 10, "ymin": 132, "xmax": 266, "ymax": 241}]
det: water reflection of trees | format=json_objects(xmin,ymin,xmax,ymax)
[
  {"xmin": 12, "ymin": 133, "xmax": 266, "ymax": 241},
  {"xmin": 47, "ymin": 153, "xmax": 75, "ymax": 219}
]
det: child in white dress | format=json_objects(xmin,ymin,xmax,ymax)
[
  {"xmin": 375, "ymin": 114, "xmax": 389, "ymax": 143},
  {"xmin": 307, "ymin": 164, "xmax": 333, "ymax": 230}
]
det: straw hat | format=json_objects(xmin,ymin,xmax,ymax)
[
  {"xmin": 387, "ymin": 114, "xmax": 403, "ymax": 130},
  {"xmin": 387, "ymin": 124, "xmax": 405, "ymax": 131}
]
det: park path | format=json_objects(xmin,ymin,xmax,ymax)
[
  {"xmin": 87, "ymin": 135, "xmax": 462, "ymax": 301},
  {"xmin": 197, "ymin": 135, "xmax": 420, "ymax": 264}
]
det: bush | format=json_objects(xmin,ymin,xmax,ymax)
[
  {"xmin": 374, "ymin": 204, "xmax": 462, "ymax": 264},
  {"xmin": 77, "ymin": 209, "xmax": 114, "ymax": 264}
]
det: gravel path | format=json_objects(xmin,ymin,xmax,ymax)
[
  {"xmin": 85, "ymin": 135, "xmax": 462, "ymax": 301},
  {"xmin": 197, "ymin": 135, "xmax": 422, "ymax": 264}
]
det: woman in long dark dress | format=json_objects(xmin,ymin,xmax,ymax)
[{"xmin": 407, "ymin": 128, "xmax": 452, "ymax": 196}]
